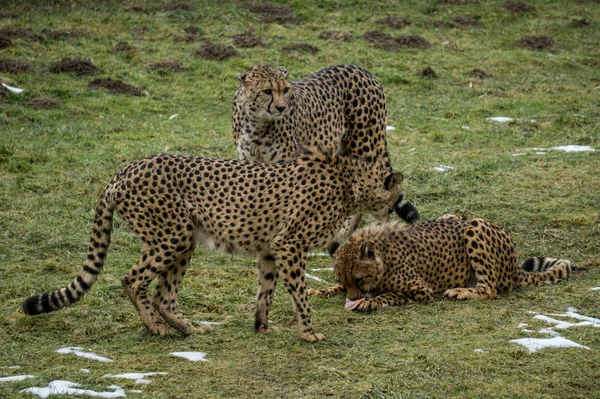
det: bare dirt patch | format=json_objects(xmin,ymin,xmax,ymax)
[
  {"xmin": 363, "ymin": 31, "xmax": 431, "ymax": 50},
  {"xmin": 502, "ymin": 1, "xmax": 534, "ymax": 13},
  {"xmin": 27, "ymin": 98, "xmax": 62, "ymax": 109},
  {"xmin": 88, "ymin": 78, "xmax": 145, "ymax": 96},
  {"xmin": 0, "ymin": 36, "xmax": 12, "ymax": 49},
  {"xmin": 111, "ymin": 42, "xmax": 136, "ymax": 54},
  {"xmin": 471, "ymin": 68, "xmax": 492, "ymax": 79},
  {"xmin": 318, "ymin": 30, "xmax": 352, "ymax": 42},
  {"xmin": 245, "ymin": 3, "xmax": 298, "ymax": 24},
  {"xmin": 184, "ymin": 25, "xmax": 202, "ymax": 35},
  {"xmin": 231, "ymin": 32, "xmax": 265, "ymax": 48},
  {"xmin": 149, "ymin": 60, "xmax": 187, "ymax": 73},
  {"xmin": 421, "ymin": 66, "xmax": 438, "ymax": 79},
  {"xmin": 0, "ymin": 58, "xmax": 32, "ymax": 74},
  {"xmin": 42, "ymin": 29, "xmax": 87, "ymax": 41},
  {"xmin": 515, "ymin": 35, "xmax": 554, "ymax": 50},
  {"xmin": 0, "ymin": 26, "xmax": 43, "ymax": 42},
  {"xmin": 50, "ymin": 58, "xmax": 98, "ymax": 76},
  {"xmin": 571, "ymin": 18, "xmax": 590, "ymax": 27},
  {"xmin": 282, "ymin": 43, "xmax": 319, "ymax": 55},
  {"xmin": 377, "ymin": 16, "xmax": 412, "ymax": 29},
  {"xmin": 195, "ymin": 43, "xmax": 238, "ymax": 61},
  {"xmin": 452, "ymin": 16, "xmax": 481, "ymax": 27}
]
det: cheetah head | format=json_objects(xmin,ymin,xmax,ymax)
[
  {"xmin": 236, "ymin": 64, "xmax": 293, "ymax": 120},
  {"xmin": 354, "ymin": 163, "xmax": 404, "ymax": 222},
  {"xmin": 330, "ymin": 239, "xmax": 384, "ymax": 301}
]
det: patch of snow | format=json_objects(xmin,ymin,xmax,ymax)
[
  {"xmin": 310, "ymin": 268, "xmax": 333, "ymax": 272},
  {"xmin": 535, "ymin": 152, "xmax": 546, "ymax": 155},
  {"xmin": 80, "ymin": 369, "xmax": 90, "ymax": 374},
  {"xmin": 461, "ymin": 126, "xmax": 470, "ymax": 130},
  {"xmin": 550, "ymin": 145, "xmax": 595, "ymax": 152},
  {"xmin": 547, "ymin": 54, "xmax": 557, "ymax": 58},
  {"xmin": 521, "ymin": 329, "xmax": 534, "ymax": 333},
  {"xmin": 197, "ymin": 321, "xmax": 222, "ymax": 326},
  {"xmin": 103, "ymin": 372, "xmax": 167, "ymax": 385},
  {"xmin": 538, "ymin": 328, "xmax": 561, "ymax": 336},
  {"xmin": 551, "ymin": 308, "xmax": 600, "ymax": 325},
  {"xmin": 510, "ymin": 337, "xmax": 589, "ymax": 353},
  {"xmin": 1, "ymin": 83, "xmax": 24, "ymax": 93},
  {"xmin": 589, "ymin": 287, "xmax": 600, "ymax": 291},
  {"xmin": 487, "ymin": 117, "xmax": 513, "ymax": 123},
  {"xmin": 511, "ymin": 153, "xmax": 524, "ymax": 156},
  {"xmin": 308, "ymin": 252, "xmax": 329, "ymax": 257},
  {"xmin": 171, "ymin": 352, "xmax": 208, "ymax": 362},
  {"xmin": 20, "ymin": 381, "xmax": 125, "ymax": 398},
  {"xmin": 305, "ymin": 273, "xmax": 326, "ymax": 283},
  {"xmin": 130, "ymin": 390, "xmax": 142, "ymax": 393},
  {"xmin": 1, "ymin": 366, "xmax": 21, "ymax": 369},
  {"xmin": 517, "ymin": 323, "xmax": 528, "ymax": 328},
  {"xmin": 474, "ymin": 349, "xmax": 489, "ymax": 354},
  {"xmin": 169, "ymin": 114, "xmax": 179, "ymax": 120},
  {"xmin": 386, "ymin": 125, "xmax": 395, "ymax": 131},
  {"xmin": 56, "ymin": 347, "xmax": 113, "ymax": 363},
  {"xmin": 408, "ymin": 147, "xmax": 416, "ymax": 152},
  {"xmin": 0, "ymin": 375, "xmax": 35, "ymax": 382},
  {"xmin": 433, "ymin": 165, "xmax": 454, "ymax": 172}
]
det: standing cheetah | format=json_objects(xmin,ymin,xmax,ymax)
[{"xmin": 22, "ymin": 147, "xmax": 405, "ymax": 342}]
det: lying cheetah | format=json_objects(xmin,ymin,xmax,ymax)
[
  {"xmin": 22, "ymin": 147, "xmax": 405, "ymax": 342},
  {"xmin": 309, "ymin": 215, "xmax": 571, "ymax": 311},
  {"xmin": 232, "ymin": 64, "xmax": 419, "ymax": 234}
]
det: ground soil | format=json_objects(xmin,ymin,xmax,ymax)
[
  {"xmin": 195, "ymin": 43, "xmax": 238, "ymax": 61},
  {"xmin": 245, "ymin": 3, "xmax": 298, "ymax": 24},
  {"xmin": 471, "ymin": 68, "xmax": 492, "ymax": 78},
  {"xmin": 184, "ymin": 25, "xmax": 202, "ymax": 35},
  {"xmin": 421, "ymin": 66, "xmax": 438, "ymax": 79},
  {"xmin": 452, "ymin": 16, "xmax": 481, "ymax": 27},
  {"xmin": 0, "ymin": 26, "xmax": 43, "ymax": 42},
  {"xmin": 50, "ymin": 58, "xmax": 98, "ymax": 76},
  {"xmin": 502, "ymin": 1, "xmax": 534, "ymax": 13},
  {"xmin": 176, "ymin": 34, "xmax": 202, "ymax": 43},
  {"xmin": 88, "ymin": 78, "xmax": 145, "ymax": 96},
  {"xmin": 148, "ymin": 60, "xmax": 187, "ymax": 73},
  {"xmin": 318, "ymin": 30, "xmax": 352, "ymax": 42},
  {"xmin": 377, "ymin": 16, "xmax": 412, "ymax": 29},
  {"xmin": 27, "ymin": 98, "xmax": 62, "ymax": 109},
  {"xmin": 516, "ymin": 35, "xmax": 554, "ymax": 50},
  {"xmin": 0, "ymin": 36, "xmax": 12, "ymax": 49},
  {"xmin": 231, "ymin": 32, "xmax": 265, "ymax": 48},
  {"xmin": 111, "ymin": 42, "xmax": 135, "ymax": 54},
  {"xmin": 0, "ymin": 58, "xmax": 32, "ymax": 74},
  {"xmin": 282, "ymin": 43, "xmax": 319, "ymax": 55},
  {"xmin": 42, "ymin": 29, "xmax": 87, "ymax": 40},
  {"xmin": 363, "ymin": 31, "xmax": 431, "ymax": 50},
  {"xmin": 571, "ymin": 18, "xmax": 590, "ymax": 27}
]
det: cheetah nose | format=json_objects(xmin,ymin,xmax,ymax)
[{"xmin": 275, "ymin": 105, "xmax": 286, "ymax": 113}]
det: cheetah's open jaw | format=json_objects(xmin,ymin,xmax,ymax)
[{"xmin": 345, "ymin": 297, "xmax": 365, "ymax": 310}]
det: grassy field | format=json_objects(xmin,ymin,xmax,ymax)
[{"xmin": 1, "ymin": 0, "xmax": 599, "ymax": 398}]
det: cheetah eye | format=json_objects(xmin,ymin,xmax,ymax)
[
  {"xmin": 283, "ymin": 87, "xmax": 290, "ymax": 94},
  {"xmin": 262, "ymin": 89, "xmax": 272, "ymax": 95}
]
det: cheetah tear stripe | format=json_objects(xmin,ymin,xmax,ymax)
[
  {"xmin": 56, "ymin": 347, "xmax": 113, "ymax": 363},
  {"xmin": 20, "ymin": 381, "xmax": 125, "ymax": 398}
]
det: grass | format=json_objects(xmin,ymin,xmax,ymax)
[{"xmin": 1, "ymin": 0, "xmax": 599, "ymax": 398}]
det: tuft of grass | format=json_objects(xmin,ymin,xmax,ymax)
[{"xmin": 1, "ymin": 1, "xmax": 599, "ymax": 398}]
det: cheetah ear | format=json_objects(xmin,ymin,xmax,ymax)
[
  {"xmin": 237, "ymin": 72, "xmax": 247, "ymax": 83},
  {"xmin": 328, "ymin": 242, "xmax": 341, "ymax": 256},
  {"xmin": 276, "ymin": 66, "xmax": 289, "ymax": 79},
  {"xmin": 359, "ymin": 242, "xmax": 376, "ymax": 260},
  {"xmin": 384, "ymin": 172, "xmax": 404, "ymax": 190}
]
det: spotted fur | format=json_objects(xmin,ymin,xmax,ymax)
[
  {"xmin": 22, "ymin": 148, "xmax": 405, "ymax": 341},
  {"xmin": 309, "ymin": 215, "xmax": 571, "ymax": 310},
  {"xmin": 232, "ymin": 64, "xmax": 419, "ymax": 232}
]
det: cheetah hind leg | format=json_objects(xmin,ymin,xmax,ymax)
[
  {"xmin": 254, "ymin": 254, "xmax": 281, "ymax": 334},
  {"xmin": 151, "ymin": 249, "xmax": 212, "ymax": 336},
  {"xmin": 121, "ymin": 257, "xmax": 169, "ymax": 336}
]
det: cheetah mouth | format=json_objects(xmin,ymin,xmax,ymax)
[{"xmin": 345, "ymin": 297, "xmax": 365, "ymax": 310}]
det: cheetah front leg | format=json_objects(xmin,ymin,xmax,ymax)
[
  {"xmin": 354, "ymin": 280, "xmax": 434, "ymax": 311},
  {"xmin": 307, "ymin": 284, "xmax": 345, "ymax": 298},
  {"xmin": 254, "ymin": 254, "xmax": 280, "ymax": 333}
]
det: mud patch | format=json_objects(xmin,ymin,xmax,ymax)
[
  {"xmin": 27, "ymin": 98, "xmax": 62, "ymax": 109},
  {"xmin": 245, "ymin": 3, "xmax": 298, "ymax": 24},
  {"xmin": 149, "ymin": 60, "xmax": 187, "ymax": 73},
  {"xmin": 184, "ymin": 25, "xmax": 202, "ymax": 35},
  {"xmin": 163, "ymin": 2, "xmax": 193, "ymax": 11},
  {"xmin": 516, "ymin": 35, "xmax": 554, "ymax": 50},
  {"xmin": 471, "ymin": 68, "xmax": 492, "ymax": 79},
  {"xmin": 111, "ymin": 42, "xmax": 135, "ymax": 54},
  {"xmin": 195, "ymin": 43, "xmax": 238, "ymax": 61},
  {"xmin": 88, "ymin": 78, "xmax": 145, "ymax": 96},
  {"xmin": 363, "ymin": 31, "xmax": 431, "ymax": 50},
  {"xmin": 318, "ymin": 30, "xmax": 352, "ymax": 42},
  {"xmin": 421, "ymin": 66, "xmax": 438, "ymax": 79},
  {"xmin": 440, "ymin": 0, "xmax": 480, "ymax": 4},
  {"xmin": 452, "ymin": 16, "xmax": 481, "ymax": 27},
  {"xmin": 571, "ymin": 18, "xmax": 590, "ymax": 27},
  {"xmin": 377, "ymin": 16, "xmax": 412, "ymax": 29},
  {"xmin": 51, "ymin": 58, "xmax": 98, "ymax": 76},
  {"xmin": 231, "ymin": 32, "xmax": 265, "ymax": 48},
  {"xmin": 0, "ymin": 36, "xmax": 12, "ymax": 49},
  {"xmin": 282, "ymin": 43, "xmax": 318, "ymax": 55},
  {"xmin": 0, "ymin": 58, "xmax": 31, "ymax": 74},
  {"xmin": 502, "ymin": 1, "xmax": 534, "ymax": 13},
  {"xmin": 0, "ymin": 26, "xmax": 43, "ymax": 42},
  {"xmin": 42, "ymin": 29, "xmax": 87, "ymax": 41},
  {"xmin": 0, "ymin": 84, "xmax": 9, "ymax": 98}
]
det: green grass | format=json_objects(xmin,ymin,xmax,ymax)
[{"xmin": 1, "ymin": 0, "xmax": 599, "ymax": 398}]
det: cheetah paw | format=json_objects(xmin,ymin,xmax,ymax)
[{"xmin": 300, "ymin": 332, "xmax": 326, "ymax": 342}]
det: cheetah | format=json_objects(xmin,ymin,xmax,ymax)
[
  {"xmin": 232, "ymin": 64, "xmax": 419, "ymax": 236},
  {"xmin": 309, "ymin": 215, "xmax": 571, "ymax": 311},
  {"xmin": 22, "ymin": 147, "xmax": 405, "ymax": 342}
]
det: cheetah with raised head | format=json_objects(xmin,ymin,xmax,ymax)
[
  {"xmin": 22, "ymin": 147, "xmax": 406, "ymax": 342},
  {"xmin": 232, "ymin": 64, "xmax": 419, "ymax": 233},
  {"xmin": 309, "ymin": 215, "xmax": 571, "ymax": 311}
]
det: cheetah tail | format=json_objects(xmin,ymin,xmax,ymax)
[
  {"xmin": 513, "ymin": 257, "xmax": 572, "ymax": 287},
  {"xmin": 22, "ymin": 196, "xmax": 114, "ymax": 315},
  {"xmin": 393, "ymin": 196, "xmax": 419, "ymax": 224}
]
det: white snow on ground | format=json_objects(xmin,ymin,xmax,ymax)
[
  {"xmin": 551, "ymin": 307, "xmax": 600, "ymax": 325},
  {"xmin": 1, "ymin": 366, "xmax": 21, "ymax": 369},
  {"xmin": 171, "ymin": 352, "xmax": 208, "ymax": 362},
  {"xmin": 103, "ymin": 372, "xmax": 168, "ymax": 384},
  {"xmin": 56, "ymin": 347, "xmax": 113, "ymax": 363},
  {"xmin": 20, "ymin": 381, "xmax": 125, "ymax": 398},
  {"xmin": 130, "ymin": 390, "xmax": 142, "ymax": 393},
  {"xmin": 590, "ymin": 287, "xmax": 600, "ymax": 291},
  {"xmin": 433, "ymin": 165, "xmax": 454, "ymax": 172},
  {"xmin": 310, "ymin": 268, "xmax": 333, "ymax": 272},
  {"xmin": 474, "ymin": 349, "xmax": 489, "ymax": 354},
  {"xmin": 1, "ymin": 83, "xmax": 24, "ymax": 93},
  {"xmin": 308, "ymin": 252, "xmax": 329, "ymax": 257},
  {"xmin": 0, "ymin": 375, "xmax": 35, "ymax": 382},
  {"xmin": 386, "ymin": 125, "xmax": 395, "ymax": 131},
  {"xmin": 169, "ymin": 114, "xmax": 179, "ymax": 120},
  {"xmin": 487, "ymin": 117, "xmax": 513, "ymax": 122},
  {"xmin": 521, "ymin": 145, "xmax": 596, "ymax": 153},
  {"xmin": 517, "ymin": 323, "xmax": 528, "ymax": 328},
  {"xmin": 80, "ymin": 369, "xmax": 90, "ymax": 373},
  {"xmin": 198, "ymin": 321, "xmax": 222, "ymax": 325},
  {"xmin": 510, "ymin": 337, "xmax": 589, "ymax": 353},
  {"xmin": 305, "ymin": 273, "xmax": 326, "ymax": 283}
]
